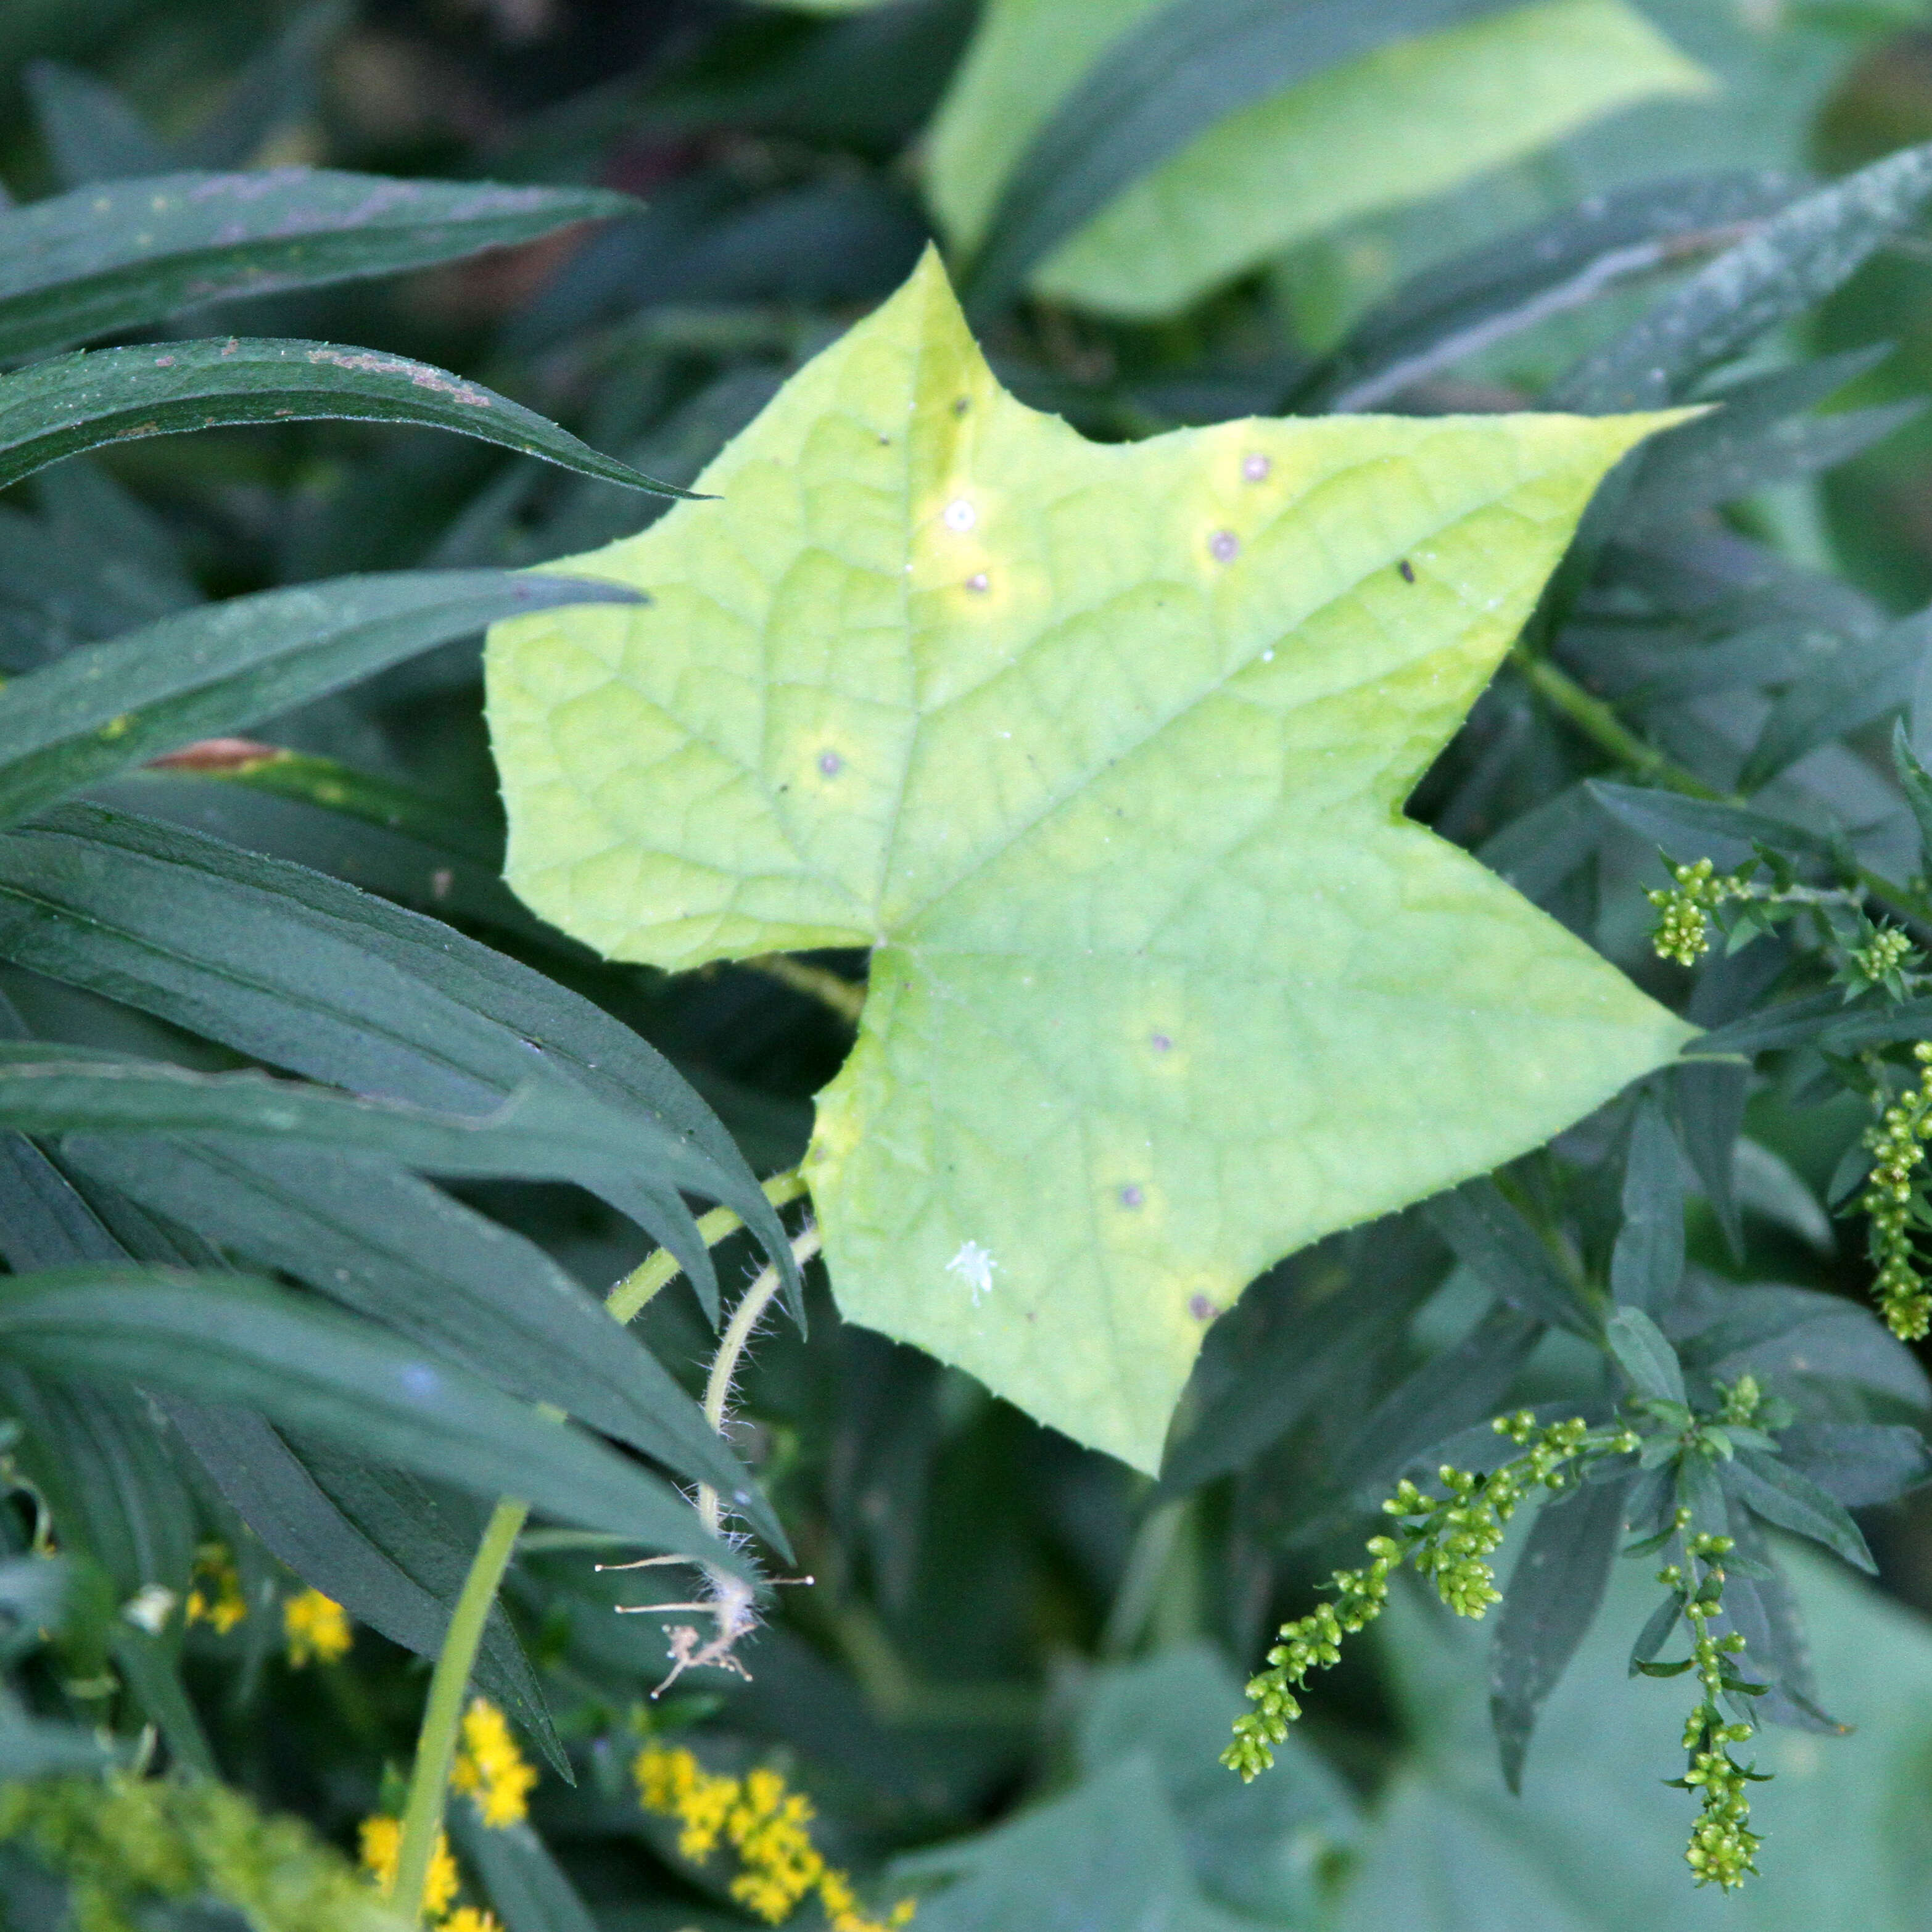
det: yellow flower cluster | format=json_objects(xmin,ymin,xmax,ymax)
[
  {"xmin": 283, "ymin": 1590, "xmax": 353, "ymax": 1668},
  {"xmin": 450, "ymin": 1700, "xmax": 539, "ymax": 1829},
  {"xmin": 185, "ymin": 1543, "xmax": 247, "ymax": 1635},
  {"xmin": 633, "ymin": 1744, "xmax": 914, "ymax": 1932},
  {"xmin": 357, "ymin": 1817, "xmax": 502, "ymax": 1932},
  {"xmin": 357, "ymin": 1818, "xmax": 460, "ymax": 1922}
]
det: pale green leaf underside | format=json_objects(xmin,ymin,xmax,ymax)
[
  {"xmin": 927, "ymin": 0, "xmax": 1711, "ymax": 321},
  {"xmin": 485, "ymin": 250, "xmax": 1692, "ymax": 1469}
]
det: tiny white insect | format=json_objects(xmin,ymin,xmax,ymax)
[
  {"xmin": 122, "ymin": 1584, "xmax": 178, "ymax": 1635},
  {"xmin": 946, "ymin": 1239, "xmax": 997, "ymax": 1303},
  {"xmin": 943, "ymin": 497, "xmax": 977, "ymax": 532}
]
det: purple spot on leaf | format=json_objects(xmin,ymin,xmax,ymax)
[
  {"xmin": 1120, "ymin": 1185, "xmax": 1144, "ymax": 1209},
  {"xmin": 1210, "ymin": 530, "xmax": 1240, "ymax": 563},
  {"xmin": 1242, "ymin": 454, "xmax": 1270, "ymax": 482},
  {"xmin": 1188, "ymin": 1294, "xmax": 1218, "ymax": 1322},
  {"xmin": 1149, "ymin": 1032, "xmax": 1173, "ymax": 1054},
  {"xmin": 966, "ymin": 572, "xmax": 989, "ymax": 593},
  {"xmin": 819, "ymin": 751, "xmax": 843, "ymax": 777}
]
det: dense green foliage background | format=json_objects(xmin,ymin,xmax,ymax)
[{"xmin": 10, "ymin": 2, "xmax": 1932, "ymax": 1929}]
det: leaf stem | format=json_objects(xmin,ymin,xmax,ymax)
[
  {"xmin": 1508, "ymin": 646, "xmax": 1721, "ymax": 799},
  {"xmin": 392, "ymin": 1495, "xmax": 527, "ymax": 1925},
  {"xmin": 604, "ymin": 1170, "xmax": 809, "ymax": 1326}
]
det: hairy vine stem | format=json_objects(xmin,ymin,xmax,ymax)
[{"xmin": 394, "ymin": 1178, "xmax": 814, "ymax": 1920}]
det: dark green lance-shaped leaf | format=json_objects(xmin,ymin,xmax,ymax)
[
  {"xmin": 1718, "ymin": 1505, "xmax": 1843, "ymax": 1734},
  {"xmin": 1556, "ymin": 141, "xmax": 1932, "ymax": 411},
  {"xmin": 163, "ymin": 1400, "xmax": 561, "ymax": 1770},
  {"xmin": 1673, "ymin": 1061, "xmax": 1747, "ymax": 1261},
  {"xmin": 1690, "ymin": 989, "xmax": 1846, "ymax": 1059},
  {"xmin": 1424, "ymin": 1178, "xmax": 1596, "ymax": 1338},
  {"xmin": 1777, "ymin": 1422, "xmax": 1932, "ymax": 1508},
  {"xmin": 1629, "ymin": 1589, "xmax": 1685, "ymax": 1676},
  {"xmin": 1586, "ymin": 780, "xmax": 1836, "ymax": 869},
  {"xmin": 0, "ymin": 337, "xmax": 698, "ymax": 498},
  {"xmin": 1606, "ymin": 1305, "xmax": 1685, "ymax": 1406},
  {"xmin": 1677, "ymin": 1286, "xmax": 1928, "ymax": 1410},
  {"xmin": 1741, "ymin": 607, "xmax": 1932, "ymax": 791},
  {"xmin": 109, "ymin": 1625, "xmax": 214, "ymax": 1775},
  {"xmin": 1727, "ymin": 1449, "xmax": 1876, "ymax": 1574},
  {"xmin": 960, "ymin": 0, "xmax": 1514, "ymax": 315},
  {"xmin": 1818, "ymin": 996, "xmax": 1932, "ymax": 1056},
  {"xmin": 1309, "ymin": 172, "xmax": 1797, "ymax": 414},
  {"xmin": 1615, "ymin": 347, "xmax": 1912, "ymax": 536},
  {"xmin": 1338, "ymin": 1305, "xmax": 1545, "ymax": 1497},
  {"xmin": 0, "ymin": 1265, "xmax": 745, "ymax": 1566},
  {"xmin": 1161, "ymin": 1218, "xmax": 1443, "ymax": 1493},
  {"xmin": 0, "ymin": 806, "xmax": 791, "ymax": 1322},
  {"xmin": 0, "ymin": 169, "xmax": 636, "ymax": 363},
  {"xmin": 1489, "ymin": 1472, "xmax": 1632, "ymax": 1794},
  {"xmin": 64, "ymin": 1134, "xmax": 773, "ymax": 1535},
  {"xmin": 0, "ymin": 1052, "xmax": 741, "ymax": 1218},
  {"xmin": 178, "ymin": 1, "xmax": 350, "ymax": 175},
  {"xmin": 450, "ymin": 1811, "xmax": 601, "ymax": 1932},
  {"xmin": 0, "ymin": 1369, "xmax": 197, "ymax": 1600},
  {"xmin": 1894, "ymin": 719, "xmax": 1932, "ymax": 875},
  {"xmin": 25, "ymin": 60, "xmax": 173, "ymax": 189},
  {"xmin": 1609, "ymin": 1097, "xmax": 1685, "ymax": 1317},
  {"xmin": 0, "ymin": 572, "xmax": 642, "ymax": 830}
]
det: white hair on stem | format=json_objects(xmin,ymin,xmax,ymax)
[{"xmin": 600, "ymin": 1221, "xmax": 821, "ymax": 1695}]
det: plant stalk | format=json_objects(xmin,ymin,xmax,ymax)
[
  {"xmin": 605, "ymin": 1170, "xmax": 809, "ymax": 1326},
  {"xmin": 392, "ymin": 1495, "xmax": 527, "ymax": 1925}
]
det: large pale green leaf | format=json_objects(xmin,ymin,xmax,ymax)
[
  {"xmin": 484, "ymin": 249, "xmax": 1692, "ymax": 1469},
  {"xmin": 926, "ymin": 0, "xmax": 1709, "ymax": 320}
]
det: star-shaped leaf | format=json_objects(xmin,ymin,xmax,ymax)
[{"xmin": 485, "ymin": 250, "xmax": 1691, "ymax": 1470}]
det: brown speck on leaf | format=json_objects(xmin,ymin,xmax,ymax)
[
  {"xmin": 1188, "ymin": 1294, "xmax": 1218, "ymax": 1322},
  {"xmin": 1398, "ymin": 559, "xmax": 1416, "ymax": 583}
]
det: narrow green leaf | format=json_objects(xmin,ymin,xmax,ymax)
[
  {"xmin": 0, "ymin": 1266, "xmax": 743, "ymax": 1563},
  {"xmin": 0, "ymin": 170, "xmax": 637, "ymax": 362},
  {"xmin": 1606, "ymin": 1305, "xmax": 1685, "ymax": 1405},
  {"xmin": 1609, "ymin": 1096, "xmax": 1685, "ymax": 1316},
  {"xmin": 25, "ymin": 60, "xmax": 173, "ymax": 189},
  {"xmin": 1727, "ymin": 1450, "xmax": 1877, "ymax": 1574},
  {"xmin": 1741, "ymin": 608, "xmax": 1932, "ymax": 791},
  {"xmin": 0, "ymin": 1052, "xmax": 735, "ymax": 1213},
  {"xmin": 64, "ymin": 1134, "xmax": 770, "ymax": 1527},
  {"xmin": 109, "ymin": 1626, "xmax": 215, "ymax": 1775},
  {"xmin": 1628, "ymin": 1589, "xmax": 1683, "ymax": 1676},
  {"xmin": 450, "ymin": 1812, "xmax": 602, "ymax": 1932},
  {"xmin": 1490, "ymin": 1473, "xmax": 1631, "ymax": 1793},
  {"xmin": 164, "ymin": 1401, "xmax": 561, "ymax": 1769},
  {"xmin": 959, "ymin": 0, "xmax": 1575, "ymax": 315},
  {"xmin": 1893, "ymin": 718, "xmax": 1932, "ymax": 875},
  {"xmin": 0, "ymin": 572, "xmax": 640, "ymax": 830},
  {"xmin": 1307, "ymin": 172, "xmax": 1796, "ymax": 413},
  {"xmin": 1337, "ymin": 1305, "xmax": 1545, "ymax": 1496},
  {"xmin": 1556, "ymin": 140, "xmax": 1932, "ymax": 411},
  {"xmin": 1718, "ymin": 1508, "xmax": 1844, "ymax": 1735},
  {"xmin": 1587, "ymin": 780, "xmax": 1836, "ymax": 867},
  {"xmin": 1690, "ymin": 990, "xmax": 1846, "ymax": 1059},
  {"xmin": 1160, "ymin": 1221, "xmax": 1442, "ymax": 1493},
  {"xmin": 1672, "ymin": 1061, "xmax": 1746, "ymax": 1261},
  {"xmin": 1777, "ymin": 1422, "xmax": 1932, "ymax": 1509},
  {"xmin": 0, "ymin": 337, "xmax": 698, "ymax": 498},
  {"xmin": 0, "ymin": 805, "xmax": 792, "ymax": 1322},
  {"xmin": 1423, "ymin": 1178, "xmax": 1596, "ymax": 1337}
]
